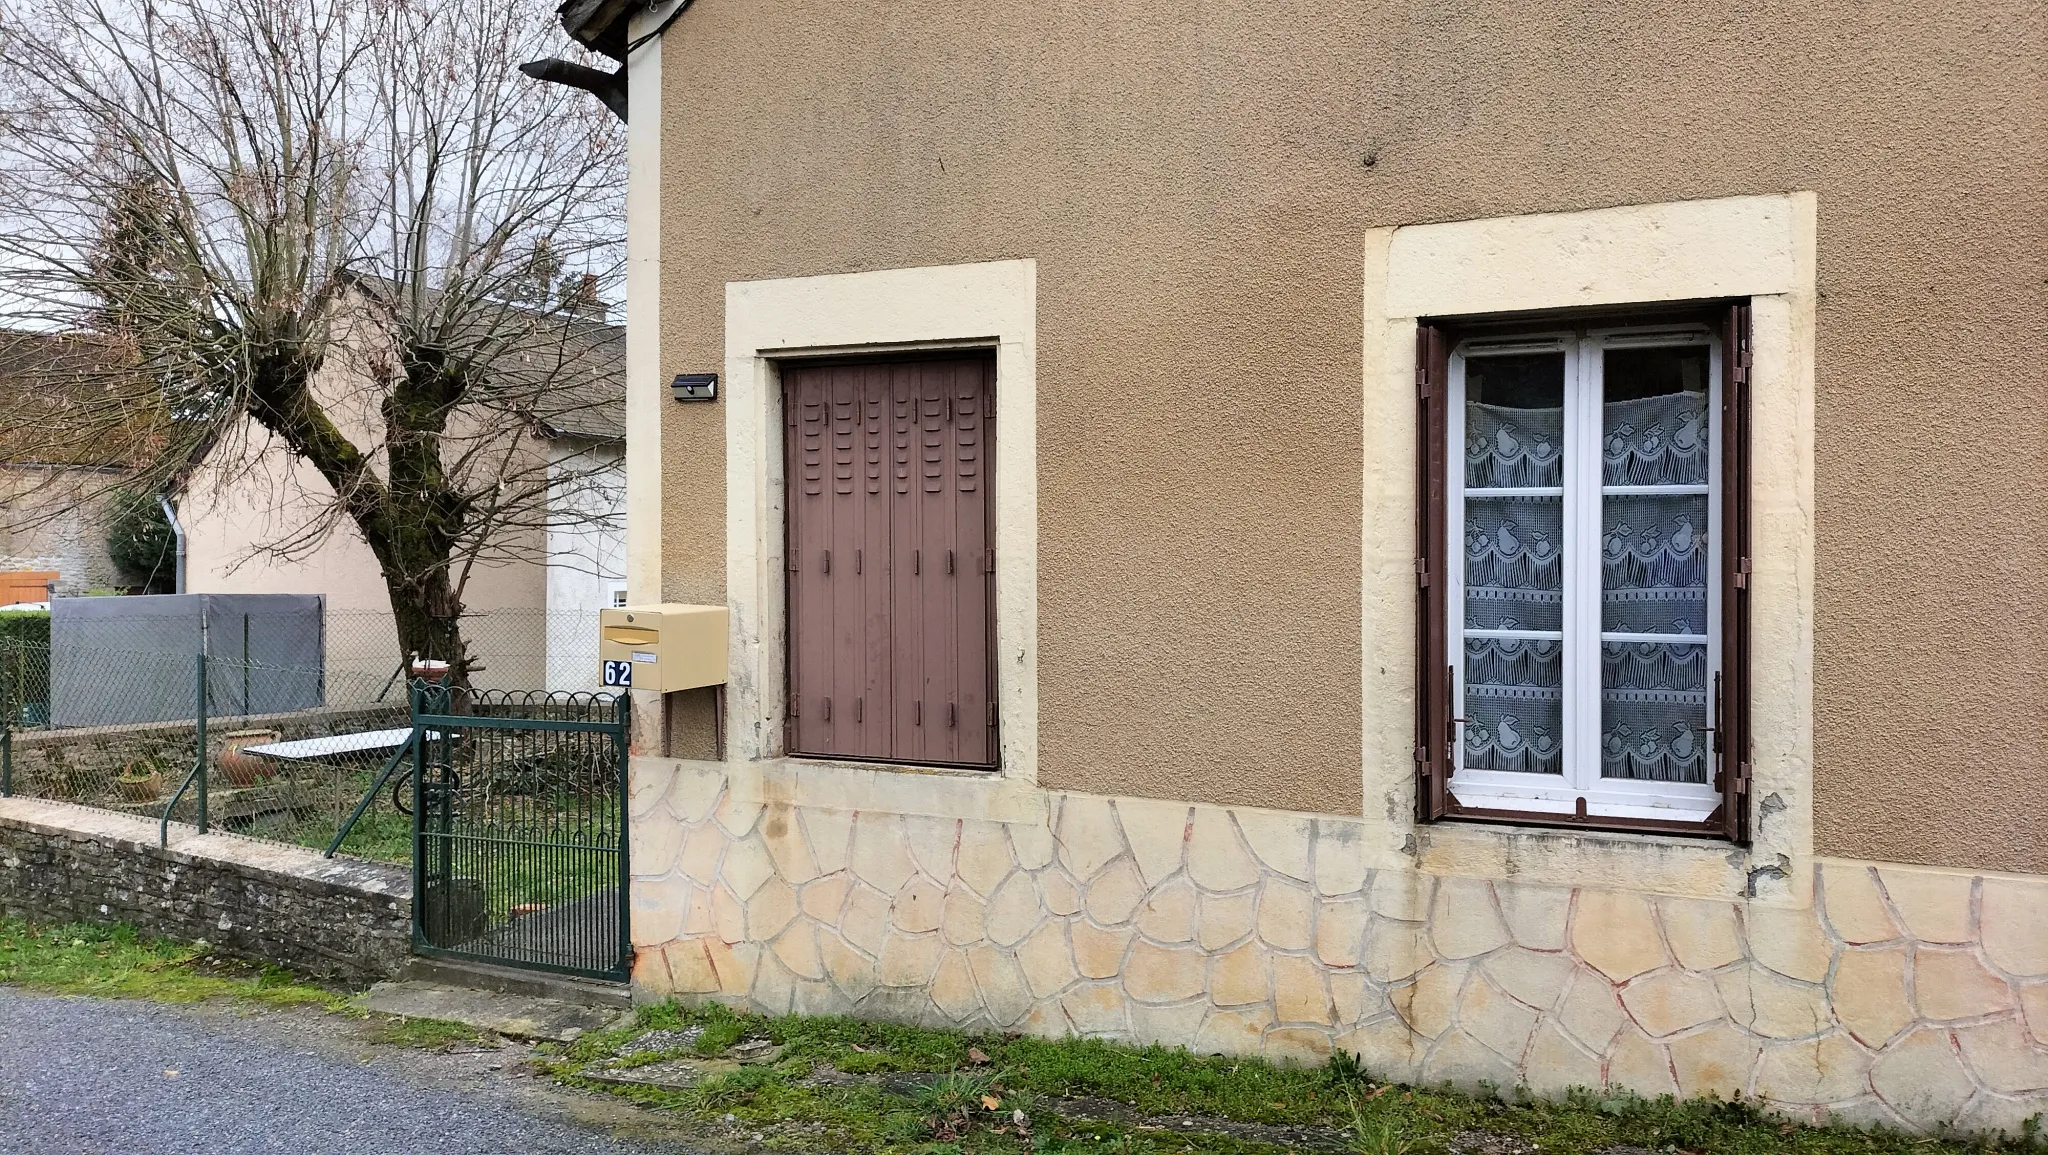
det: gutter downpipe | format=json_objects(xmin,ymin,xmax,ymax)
[{"xmin": 158, "ymin": 494, "xmax": 187, "ymax": 594}]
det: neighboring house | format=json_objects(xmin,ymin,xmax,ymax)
[
  {"xmin": 535, "ymin": 350, "xmax": 629, "ymax": 689},
  {"xmin": 574, "ymin": 0, "xmax": 2045, "ymax": 1135},
  {"xmin": 0, "ymin": 331, "xmax": 140, "ymax": 597},
  {"xmin": 179, "ymin": 282, "xmax": 625, "ymax": 693}
]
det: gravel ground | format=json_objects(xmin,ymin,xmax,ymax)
[{"xmin": 0, "ymin": 989, "xmax": 694, "ymax": 1155}]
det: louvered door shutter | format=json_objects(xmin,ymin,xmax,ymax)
[
  {"xmin": 784, "ymin": 364, "xmax": 893, "ymax": 760},
  {"xmin": 1415, "ymin": 323, "xmax": 1452, "ymax": 821},
  {"xmin": 890, "ymin": 357, "xmax": 996, "ymax": 768},
  {"xmin": 1718, "ymin": 304, "xmax": 1754, "ymax": 844}
]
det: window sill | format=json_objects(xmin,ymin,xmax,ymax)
[
  {"xmin": 631, "ymin": 752, "xmax": 1042, "ymax": 826},
  {"xmin": 1443, "ymin": 800, "xmax": 1729, "ymax": 841},
  {"xmin": 781, "ymin": 752, "xmax": 997, "ymax": 775},
  {"xmin": 1414, "ymin": 809, "xmax": 1764, "ymax": 902}
]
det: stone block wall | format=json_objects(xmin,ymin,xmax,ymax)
[
  {"xmin": 0, "ymin": 797, "xmax": 410, "ymax": 984},
  {"xmin": 5, "ymin": 703, "xmax": 410, "ymax": 804},
  {"xmin": 628, "ymin": 760, "xmax": 2048, "ymax": 1139}
]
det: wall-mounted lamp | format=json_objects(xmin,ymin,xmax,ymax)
[{"xmin": 671, "ymin": 373, "xmax": 718, "ymax": 402}]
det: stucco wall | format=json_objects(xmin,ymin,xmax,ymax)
[{"xmin": 653, "ymin": 1, "xmax": 2048, "ymax": 867}]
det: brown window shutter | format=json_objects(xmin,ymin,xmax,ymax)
[
  {"xmin": 1719, "ymin": 303, "xmax": 1753, "ymax": 844},
  {"xmin": 1415, "ymin": 323, "xmax": 1452, "ymax": 822}
]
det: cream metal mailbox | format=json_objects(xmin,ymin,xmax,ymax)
[{"xmin": 598, "ymin": 604, "xmax": 728, "ymax": 692}]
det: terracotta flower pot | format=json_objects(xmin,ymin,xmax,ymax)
[
  {"xmin": 116, "ymin": 769, "xmax": 162, "ymax": 803},
  {"xmin": 216, "ymin": 729, "xmax": 281, "ymax": 787}
]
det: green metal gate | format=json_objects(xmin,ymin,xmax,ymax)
[{"xmin": 410, "ymin": 684, "xmax": 631, "ymax": 981}]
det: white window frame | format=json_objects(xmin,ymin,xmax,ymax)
[{"xmin": 1447, "ymin": 322, "xmax": 1723, "ymax": 822}]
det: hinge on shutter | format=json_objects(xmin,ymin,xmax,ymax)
[
  {"xmin": 790, "ymin": 694, "xmax": 799, "ymax": 718},
  {"xmin": 983, "ymin": 548, "xmax": 996, "ymax": 573},
  {"xmin": 1415, "ymin": 331, "xmax": 1432, "ymax": 398},
  {"xmin": 1733, "ymin": 556, "xmax": 1751, "ymax": 589},
  {"xmin": 1414, "ymin": 558, "xmax": 1429, "ymax": 589},
  {"xmin": 1413, "ymin": 745, "xmax": 1429, "ymax": 764},
  {"xmin": 787, "ymin": 549, "xmax": 797, "ymax": 572},
  {"xmin": 1710, "ymin": 672, "xmax": 1724, "ymax": 756},
  {"xmin": 987, "ymin": 700, "xmax": 998, "ymax": 727}
]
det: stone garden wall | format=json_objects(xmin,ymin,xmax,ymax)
[
  {"xmin": 4, "ymin": 703, "xmax": 409, "ymax": 805},
  {"xmin": 627, "ymin": 758, "xmax": 2048, "ymax": 1139},
  {"xmin": 0, "ymin": 796, "xmax": 411, "ymax": 984}
]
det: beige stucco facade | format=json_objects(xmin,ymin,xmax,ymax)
[{"xmin": 621, "ymin": 0, "xmax": 2048, "ymax": 1132}]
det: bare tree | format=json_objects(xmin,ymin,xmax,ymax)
[{"xmin": 0, "ymin": 0, "xmax": 626, "ymax": 679}]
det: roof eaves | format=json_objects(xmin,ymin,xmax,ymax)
[{"xmin": 558, "ymin": 0, "xmax": 644, "ymax": 62}]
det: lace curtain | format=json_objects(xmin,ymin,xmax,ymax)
[
  {"xmin": 1460, "ymin": 387, "xmax": 1712, "ymax": 785},
  {"xmin": 1463, "ymin": 401, "xmax": 1564, "ymax": 775},
  {"xmin": 1599, "ymin": 390, "xmax": 1709, "ymax": 784}
]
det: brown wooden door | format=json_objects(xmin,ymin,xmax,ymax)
[{"xmin": 785, "ymin": 355, "xmax": 996, "ymax": 768}]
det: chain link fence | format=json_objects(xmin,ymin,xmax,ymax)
[{"xmin": 0, "ymin": 606, "xmax": 608, "ymax": 865}]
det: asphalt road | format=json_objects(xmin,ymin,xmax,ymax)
[{"xmin": 0, "ymin": 989, "xmax": 688, "ymax": 1155}]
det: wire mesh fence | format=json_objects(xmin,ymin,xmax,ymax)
[{"xmin": 0, "ymin": 605, "xmax": 611, "ymax": 865}]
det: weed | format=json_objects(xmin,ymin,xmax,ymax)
[
  {"xmin": 911, "ymin": 1067, "xmax": 1010, "ymax": 1141},
  {"xmin": 693, "ymin": 1064, "xmax": 785, "ymax": 1111},
  {"xmin": 1347, "ymin": 1092, "xmax": 1414, "ymax": 1155},
  {"xmin": 363, "ymin": 1015, "xmax": 492, "ymax": 1051},
  {"xmin": 1325, "ymin": 1048, "xmax": 1368, "ymax": 1088},
  {"xmin": 691, "ymin": 1003, "xmax": 748, "ymax": 1055},
  {"xmin": 914, "ymin": 1069, "xmax": 1002, "ymax": 1116}
]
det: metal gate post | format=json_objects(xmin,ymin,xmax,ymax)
[
  {"xmin": 194, "ymin": 653, "xmax": 208, "ymax": 834},
  {"xmin": 615, "ymin": 691, "xmax": 632, "ymax": 978},
  {"xmin": 409, "ymin": 679, "xmax": 426, "ymax": 948}
]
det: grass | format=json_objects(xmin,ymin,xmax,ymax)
[
  {"xmin": 0, "ymin": 917, "xmax": 343, "ymax": 1009},
  {"xmin": 363, "ymin": 1014, "xmax": 494, "ymax": 1050},
  {"xmin": 536, "ymin": 1000, "xmax": 2048, "ymax": 1155},
  {"xmin": 0, "ymin": 916, "xmax": 486, "ymax": 1050}
]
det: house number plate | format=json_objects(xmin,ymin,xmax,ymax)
[{"xmin": 601, "ymin": 660, "xmax": 633, "ymax": 687}]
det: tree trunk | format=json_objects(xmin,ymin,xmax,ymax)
[
  {"xmin": 242, "ymin": 340, "xmax": 479, "ymax": 688},
  {"xmin": 374, "ymin": 350, "xmax": 473, "ymax": 684},
  {"xmin": 384, "ymin": 562, "xmax": 470, "ymax": 687}
]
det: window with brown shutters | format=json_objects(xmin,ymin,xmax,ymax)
[
  {"xmin": 1415, "ymin": 304, "xmax": 1751, "ymax": 840},
  {"xmin": 784, "ymin": 355, "xmax": 997, "ymax": 769}
]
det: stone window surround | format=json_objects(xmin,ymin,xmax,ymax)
[
  {"xmin": 1361, "ymin": 193, "xmax": 1819, "ymax": 904},
  {"xmin": 719, "ymin": 260, "xmax": 1041, "ymax": 785}
]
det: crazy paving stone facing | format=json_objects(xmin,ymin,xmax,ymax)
[{"xmin": 626, "ymin": 764, "xmax": 2048, "ymax": 1138}]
